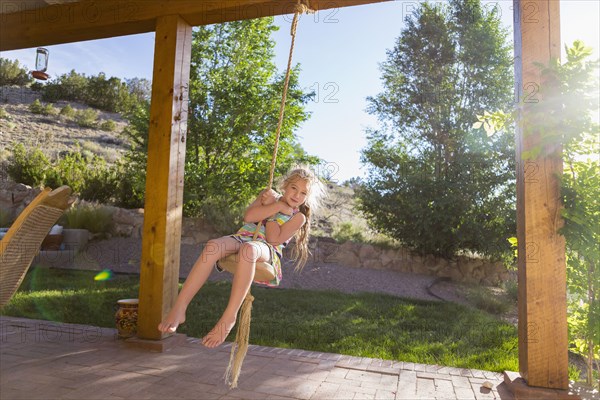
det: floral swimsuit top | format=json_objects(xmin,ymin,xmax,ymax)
[{"xmin": 233, "ymin": 210, "xmax": 298, "ymax": 258}]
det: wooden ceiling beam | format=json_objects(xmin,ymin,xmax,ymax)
[{"xmin": 0, "ymin": 0, "xmax": 391, "ymax": 51}]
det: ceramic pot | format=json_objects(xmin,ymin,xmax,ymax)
[{"xmin": 115, "ymin": 298, "xmax": 139, "ymax": 338}]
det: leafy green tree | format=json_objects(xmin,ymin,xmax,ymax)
[
  {"xmin": 41, "ymin": 70, "xmax": 146, "ymax": 113},
  {"xmin": 86, "ymin": 72, "xmax": 130, "ymax": 113},
  {"xmin": 120, "ymin": 18, "xmax": 319, "ymax": 219},
  {"xmin": 564, "ymin": 156, "xmax": 600, "ymax": 387},
  {"xmin": 117, "ymin": 103, "xmax": 150, "ymax": 208},
  {"xmin": 476, "ymin": 40, "xmax": 599, "ymax": 388},
  {"xmin": 359, "ymin": 0, "xmax": 515, "ymax": 259},
  {"xmin": 0, "ymin": 58, "xmax": 33, "ymax": 86},
  {"xmin": 42, "ymin": 69, "xmax": 88, "ymax": 103},
  {"xmin": 185, "ymin": 18, "xmax": 316, "ymax": 224},
  {"xmin": 125, "ymin": 77, "xmax": 152, "ymax": 104},
  {"xmin": 122, "ymin": 19, "xmax": 317, "ymax": 227},
  {"xmin": 552, "ymin": 42, "xmax": 599, "ymax": 388}
]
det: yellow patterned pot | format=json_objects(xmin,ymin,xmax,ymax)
[{"xmin": 115, "ymin": 298, "xmax": 139, "ymax": 339}]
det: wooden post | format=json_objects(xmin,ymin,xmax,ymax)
[
  {"xmin": 513, "ymin": 0, "xmax": 569, "ymax": 390},
  {"xmin": 137, "ymin": 15, "xmax": 192, "ymax": 340}
]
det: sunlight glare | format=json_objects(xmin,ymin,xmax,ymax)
[{"xmin": 94, "ymin": 269, "xmax": 114, "ymax": 281}]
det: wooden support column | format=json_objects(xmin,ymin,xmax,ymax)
[
  {"xmin": 137, "ymin": 15, "xmax": 191, "ymax": 340},
  {"xmin": 512, "ymin": 0, "xmax": 570, "ymax": 392}
]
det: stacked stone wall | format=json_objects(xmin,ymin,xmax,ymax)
[{"xmin": 1, "ymin": 181, "xmax": 508, "ymax": 285}]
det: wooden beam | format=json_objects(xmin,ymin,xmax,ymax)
[
  {"xmin": 0, "ymin": 0, "xmax": 391, "ymax": 51},
  {"xmin": 136, "ymin": 14, "xmax": 191, "ymax": 340},
  {"xmin": 513, "ymin": 0, "xmax": 568, "ymax": 390},
  {"xmin": 182, "ymin": 0, "xmax": 392, "ymax": 26}
]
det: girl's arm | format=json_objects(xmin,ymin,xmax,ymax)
[
  {"xmin": 265, "ymin": 213, "xmax": 307, "ymax": 246},
  {"xmin": 244, "ymin": 192, "xmax": 291, "ymax": 223}
]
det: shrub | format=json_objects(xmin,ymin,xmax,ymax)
[
  {"xmin": 187, "ymin": 196, "xmax": 243, "ymax": 235},
  {"xmin": 111, "ymin": 158, "xmax": 145, "ymax": 209},
  {"xmin": 367, "ymin": 233, "xmax": 399, "ymax": 250},
  {"xmin": 333, "ymin": 222, "xmax": 366, "ymax": 243},
  {"xmin": 60, "ymin": 203, "xmax": 114, "ymax": 236},
  {"xmin": 28, "ymin": 99, "xmax": 56, "ymax": 116},
  {"xmin": 77, "ymin": 157, "xmax": 119, "ymax": 203},
  {"xmin": 6, "ymin": 144, "xmax": 118, "ymax": 203},
  {"xmin": 0, "ymin": 58, "xmax": 33, "ymax": 86},
  {"xmin": 42, "ymin": 103, "xmax": 56, "ymax": 116},
  {"xmin": 41, "ymin": 69, "xmax": 87, "ymax": 103},
  {"xmin": 28, "ymin": 99, "xmax": 44, "ymax": 114},
  {"xmin": 59, "ymin": 104, "xmax": 75, "ymax": 118},
  {"xmin": 503, "ymin": 279, "xmax": 518, "ymax": 302},
  {"xmin": 99, "ymin": 135, "xmax": 124, "ymax": 146},
  {"xmin": 99, "ymin": 119, "xmax": 116, "ymax": 131},
  {"xmin": 7, "ymin": 143, "xmax": 52, "ymax": 186},
  {"xmin": 5, "ymin": 143, "xmax": 143, "ymax": 209},
  {"xmin": 0, "ymin": 106, "xmax": 8, "ymax": 120},
  {"xmin": 52, "ymin": 149, "xmax": 93, "ymax": 193},
  {"xmin": 30, "ymin": 82, "xmax": 44, "ymax": 92},
  {"xmin": 74, "ymin": 108, "xmax": 98, "ymax": 128}
]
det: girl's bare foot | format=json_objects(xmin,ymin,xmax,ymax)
[
  {"xmin": 201, "ymin": 316, "xmax": 236, "ymax": 348},
  {"xmin": 158, "ymin": 306, "xmax": 186, "ymax": 333}
]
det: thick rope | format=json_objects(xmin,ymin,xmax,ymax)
[
  {"xmin": 267, "ymin": 2, "xmax": 307, "ymax": 190},
  {"xmin": 223, "ymin": 292, "xmax": 254, "ymax": 386},
  {"xmin": 225, "ymin": 0, "xmax": 312, "ymax": 389}
]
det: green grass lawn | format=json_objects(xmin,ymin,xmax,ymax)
[{"xmin": 1, "ymin": 267, "xmax": 518, "ymax": 373}]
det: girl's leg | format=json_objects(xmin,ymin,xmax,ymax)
[
  {"xmin": 158, "ymin": 236, "xmax": 241, "ymax": 333},
  {"xmin": 202, "ymin": 241, "xmax": 271, "ymax": 348}
]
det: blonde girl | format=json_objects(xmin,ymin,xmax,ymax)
[{"xmin": 158, "ymin": 166, "xmax": 324, "ymax": 348}]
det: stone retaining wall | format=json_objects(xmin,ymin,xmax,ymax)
[
  {"xmin": 304, "ymin": 238, "xmax": 508, "ymax": 285},
  {"xmin": 1, "ymin": 181, "xmax": 508, "ymax": 285}
]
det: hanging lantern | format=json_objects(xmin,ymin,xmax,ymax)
[{"xmin": 32, "ymin": 47, "xmax": 50, "ymax": 81}]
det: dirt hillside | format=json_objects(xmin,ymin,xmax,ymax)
[{"xmin": 0, "ymin": 86, "xmax": 128, "ymax": 163}]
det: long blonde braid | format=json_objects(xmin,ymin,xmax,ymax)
[
  {"xmin": 292, "ymin": 202, "xmax": 311, "ymax": 272},
  {"xmin": 279, "ymin": 166, "xmax": 325, "ymax": 272}
]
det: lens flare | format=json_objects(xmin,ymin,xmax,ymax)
[{"xmin": 94, "ymin": 269, "xmax": 114, "ymax": 281}]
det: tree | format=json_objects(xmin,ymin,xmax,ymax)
[
  {"xmin": 185, "ymin": 18, "xmax": 316, "ymax": 230},
  {"xmin": 558, "ymin": 43, "xmax": 600, "ymax": 387},
  {"xmin": 118, "ymin": 102, "xmax": 151, "ymax": 208},
  {"xmin": 85, "ymin": 72, "xmax": 129, "ymax": 112},
  {"xmin": 359, "ymin": 0, "xmax": 515, "ymax": 259},
  {"xmin": 125, "ymin": 77, "xmax": 152, "ymax": 104},
  {"xmin": 121, "ymin": 18, "xmax": 317, "ymax": 230},
  {"xmin": 41, "ymin": 70, "xmax": 148, "ymax": 113},
  {"xmin": 0, "ymin": 58, "xmax": 33, "ymax": 86},
  {"xmin": 476, "ymin": 40, "xmax": 599, "ymax": 388},
  {"xmin": 42, "ymin": 69, "xmax": 88, "ymax": 103}
]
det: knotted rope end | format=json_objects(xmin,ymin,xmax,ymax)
[
  {"xmin": 294, "ymin": 0, "xmax": 316, "ymax": 15},
  {"xmin": 224, "ymin": 292, "xmax": 255, "ymax": 389}
]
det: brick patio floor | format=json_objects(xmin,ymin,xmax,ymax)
[{"xmin": 0, "ymin": 316, "xmax": 520, "ymax": 400}]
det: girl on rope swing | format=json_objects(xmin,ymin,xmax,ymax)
[{"xmin": 158, "ymin": 166, "xmax": 325, "ymax": 347}]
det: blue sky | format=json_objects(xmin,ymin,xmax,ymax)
[{"xmin": 2, "ymin": 0, "xmax": 598, "ymax": 182}]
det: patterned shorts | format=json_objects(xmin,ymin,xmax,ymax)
[{"xmin": 215, "ymin": 235, "xmax": 283, "ymax": 287}]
